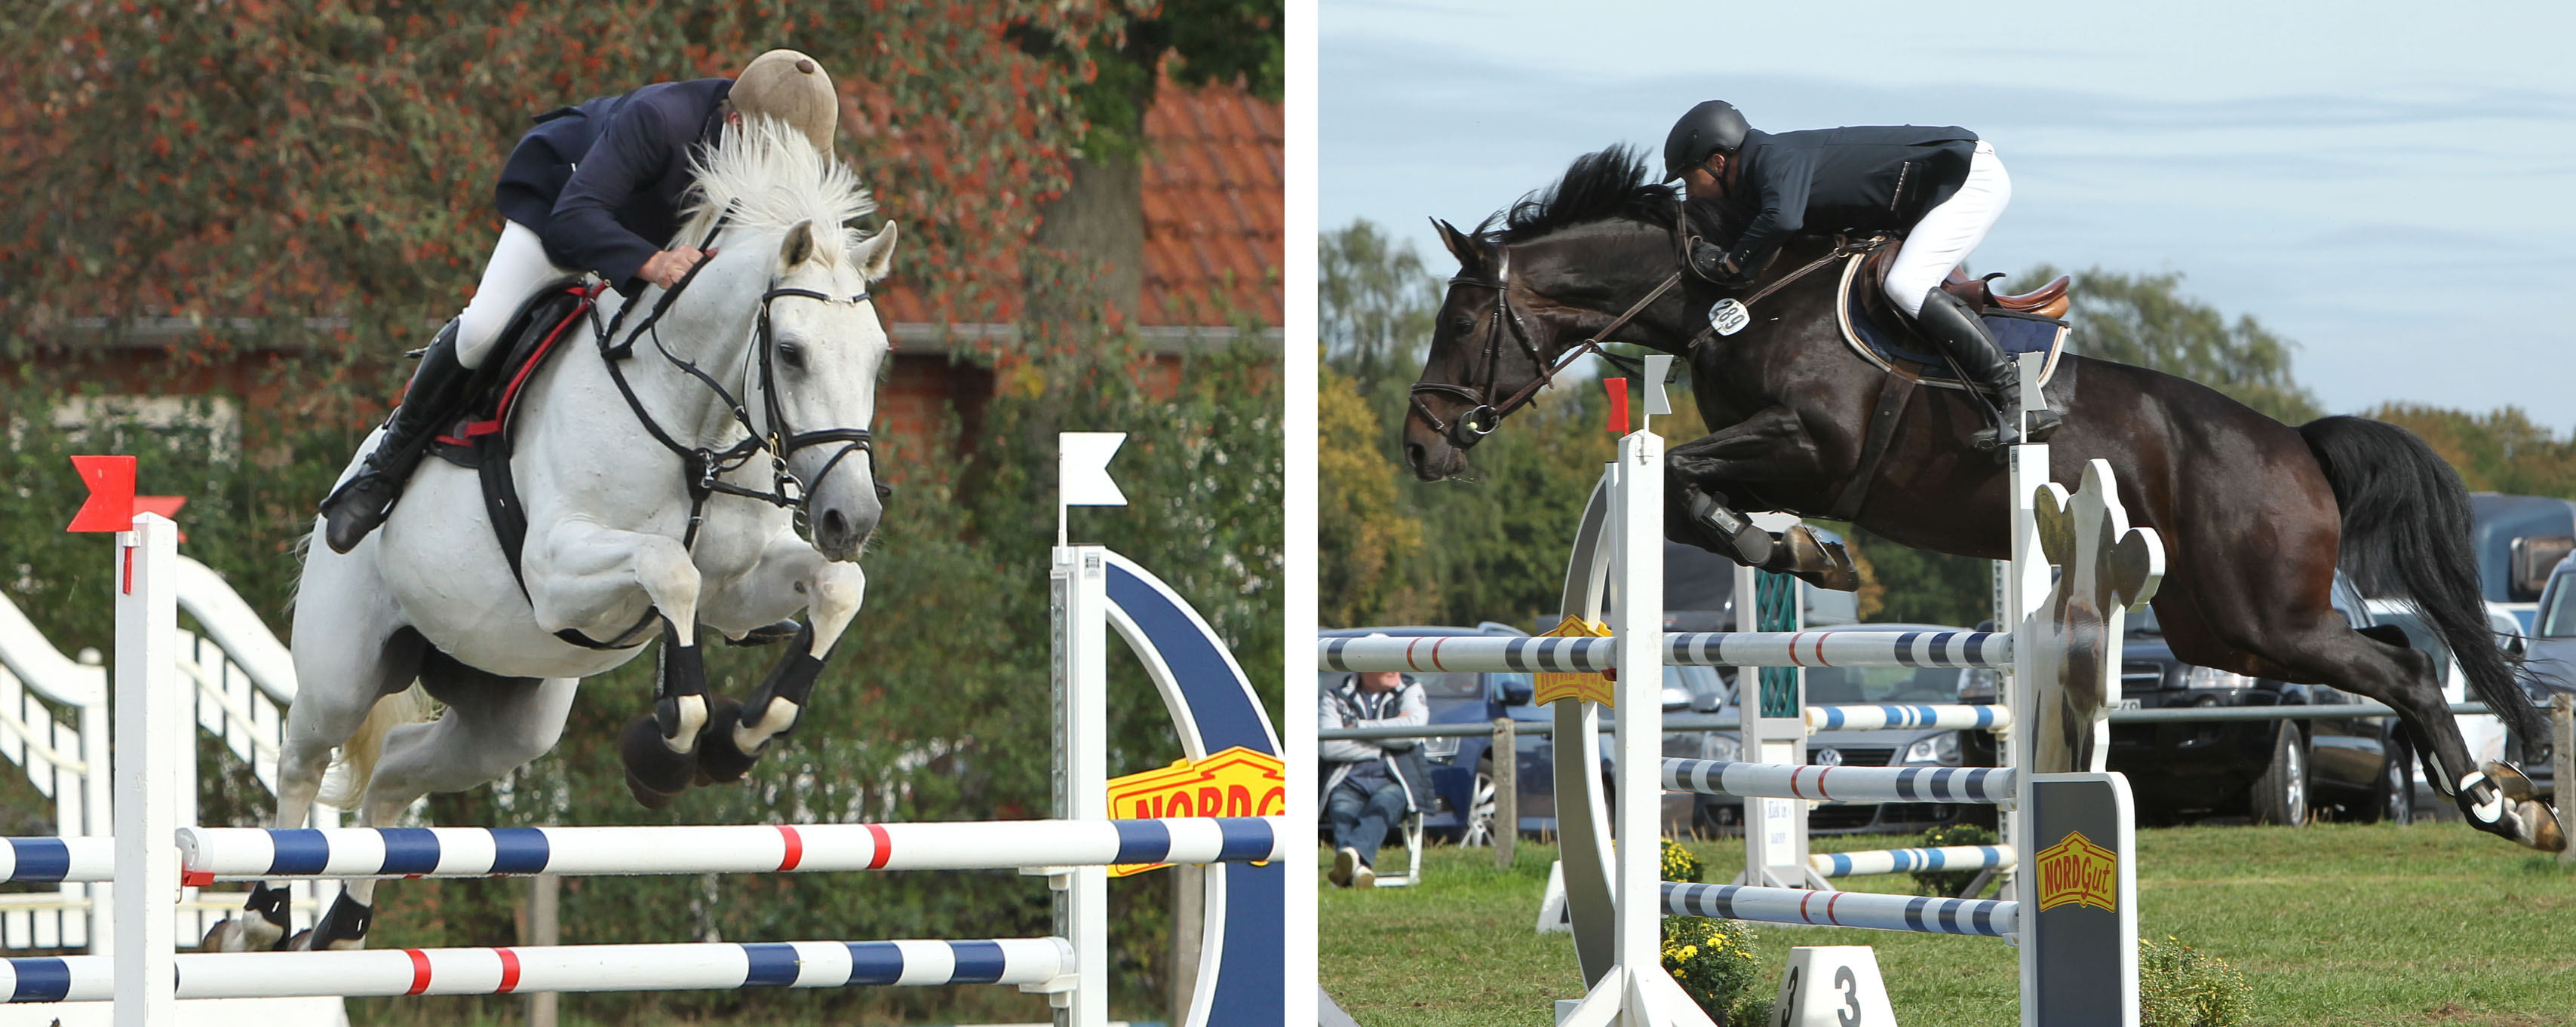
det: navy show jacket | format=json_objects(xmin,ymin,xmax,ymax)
[
  {"xmin": 1702, "ymin": 125, "xmax": 1981, "ymax": 271},
  {"xmin": 494, "ymin": 78, "xmax": 733, "ymax": 295}
]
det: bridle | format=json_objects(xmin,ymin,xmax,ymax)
[
  {"xmin": 1408, "ymin": 218, "xmax": 1878, "ymax": 449},
  {"xmin": 1407, "ymin": 247, "xmax": 1675, "ymax": 448},
  {"xmin": 593, "ymin": 218, "xmax": 887, "ymax": 548}
]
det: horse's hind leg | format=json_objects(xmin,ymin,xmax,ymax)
[
  {"xmin": 296, "ymin": 660, "xmax": 579, "ymax": 951},
  {"xmin": 698, "ymin": 540, "xmax": 867, "ymax": 783},
  {"xmin": 206, "ymin": 549, "xmax": 428, "ymax": 952},
  {"xmin": 2166, "ymin": 576, "xmax": 2564, "ymax": 851}
]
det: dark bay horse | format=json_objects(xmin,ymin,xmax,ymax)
[{"xmin": 1404, "ymin": 145, "xmax": 2563, "ymax": 851}]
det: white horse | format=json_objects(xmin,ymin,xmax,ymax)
[{"xmin": 210, "ymin": 120, "xmax": 898, "ymax": 952}]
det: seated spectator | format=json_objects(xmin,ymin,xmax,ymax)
[{"xmin": 1319, "ymin": 670, "xmax": 1431, "ymax": 888}]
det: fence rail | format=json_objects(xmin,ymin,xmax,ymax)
[{"xmin": 1319, "ymin": 702, "xmax": 2505, "ymax": 741}]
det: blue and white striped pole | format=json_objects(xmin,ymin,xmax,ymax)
[
  {"xmin": 1660, "ymin": 759, "xmax": 2017, "ymax": 807},
  {"xmin": 1317, "ymin": 630, "xmax": 2012, "ymax": 674},
  {"xmin": 1662, "ymin": 881, "xmax": 2018, "ymax": 939},
  {"xmin": 1810, "ymin": 845, "xmax": 2014, "ymax": 879},
  {"xmin": 0, "ymin": 938, "xmax": 1073, "ymax": 1002},
  {"xmin": 173, "ymin": 818, "xmax": 1290, "ymax": 882}
]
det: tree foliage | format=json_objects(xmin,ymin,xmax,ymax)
[{"xmin": 0, "ymin": 0, "xmax": 1116, "ymax": 352}]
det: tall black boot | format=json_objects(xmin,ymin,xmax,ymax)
[
  {"xmin": 319, "ymin": 320, "xmax": 474, "ymax": 553},
  {"xmin": 1914, "ymin": 287, "xmax": 2060, "ymax": 448}
]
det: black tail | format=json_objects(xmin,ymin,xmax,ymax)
[{"xmin": 2300, "ymin": 416, "xmax": 2547, "ymax": 746}]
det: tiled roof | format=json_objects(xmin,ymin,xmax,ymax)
[
  {"xmin": 1138, "ymin": 81, "xmax": 1283, "ymax": 327},
  {"xmin": 873, "ymin": 78, "xmax": 1280, "ymax": 330}
]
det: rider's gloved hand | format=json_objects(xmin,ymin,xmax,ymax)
[
  {"xmin": 640, "ymin": 246, "xmax": 717, "ymax": 289},
  {"xmin": 1687, "ymin": 240, "xmax": 1755, "ymax": 286}
]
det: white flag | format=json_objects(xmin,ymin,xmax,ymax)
[
  {"xmin": 1058, "ymin": 432, "xmax": 1128, "ymax": 507},
  {"xmin": 1642, "ymin": 354, "xmax": 1674, "ymax": 415}
]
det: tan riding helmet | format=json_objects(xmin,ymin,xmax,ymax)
[{"xmin": 732, "ymin": 48, "xmax": 837, "ymax": 153}]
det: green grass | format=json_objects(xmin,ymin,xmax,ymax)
[{"xmin": 1321, "ymin": 823, "xmax": 2576, "ymax": 1026}]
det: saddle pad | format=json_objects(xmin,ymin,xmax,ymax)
[
  {"xmin": 431, "ymin": 283, "xmax": 600, "ymax": 468},
  {"xmin": 1835, "ymin": 255, "xmax": 2066, "ymax": 390}
]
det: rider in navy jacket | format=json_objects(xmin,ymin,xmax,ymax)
[
  {"xmin": 498, "ymin": 78, "xmax": 735, "ymax": 297},
  {"xmin": 1665, "ymin": 101, "xmax": 2059, "ymax": 447},
  {"xmin": 318, "ymin": 50, "xmax": 842, "ymax": 555}
]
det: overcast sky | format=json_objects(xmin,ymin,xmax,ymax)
[{"xmin": 1320, "ymin": 0, "xmax": 2576, "ymax": 428}]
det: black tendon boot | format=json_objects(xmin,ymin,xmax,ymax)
[
  {"xmin": 1914, "ymin": 287, "xmax": 2061, "ymax": 449},
  {"xmin": 320, "ymin": 320, "xmax": 475, "ymax": 553}
]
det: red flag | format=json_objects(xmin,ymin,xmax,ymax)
[
  {"xmin": 1604, "ymin": 377, "xmax": 1629, "ymax": 435},
  {"xmin": 66, "ymin": 455, "xmax": 136, "ymax": 533}
]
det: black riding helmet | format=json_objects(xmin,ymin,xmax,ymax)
[{"xmin": 1662, "ymin": 100, "xmax": 1752, "ymax": 182}]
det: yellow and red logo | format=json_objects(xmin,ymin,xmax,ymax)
[
  {"xmin": 1532, "ymin": 615, "xmax": 1616, "ymax": 707},
  {"xmin": 2034, "ymin": 829, "xmax": 2119, "ymax": 912},
  {"xmin": 1104, "ymin": 746, "xmax": 1284, "ymax": 877}
]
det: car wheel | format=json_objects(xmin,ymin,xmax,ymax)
[
  {"xmin": 2364, "ymin": 734, "xmax": 2415, "ymax": 826},
  {"xmin": 1457, "ymin": 759, "xmax": 1498, "ymax": 848},
  {"xmin": 2250, "ymin": 724, "xmax": 2309, "ymax": 826}
]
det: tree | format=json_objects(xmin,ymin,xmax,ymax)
[
  {"xmin": 2363, "ymin": 403, "xmax": 2576, "ymax": 499},
  {"xmin": 1320, "ymin": 219, "xmax": 1440, "ymax": 388},
  {"xmin": 2020, "ymin": 265, "xmax": 2325, "ymax": 425}
]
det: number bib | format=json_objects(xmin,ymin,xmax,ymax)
[{"xmin": 1707, "ymin": 299, "xmax": 1751, "ymax": 336}]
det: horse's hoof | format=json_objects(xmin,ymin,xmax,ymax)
[
  {"xmin": 725, "ymin": 620, "xmax": 804, "ymax": 647},
  {"xmin": 2481, "ymin": 760, "xmax": 2540, "ymax": 802},
  {"xmin": 619, "ymin": 713, "xmax": 698, "ymax": 803},
  {"xmin": 696, "ymin": 697, "xmax": 763, "ymax": 784},
  {"xmin": 2519, "ymin": 800, "xmax": 2567, "ymax": 853},
  {"xmin": 1776, "ymin": 526, "xmax": 1862, "ymax": 593},
  {"xmin": 201, "ymin": 916, "xmax": 279, "ymax": 953}
]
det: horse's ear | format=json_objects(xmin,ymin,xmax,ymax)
[
  {"xmin": 779, "ymin": 219, "xmax": 819, "ymax": 268},
  {"xmin": 850, "ymin": 220, "xmax": 898, "ymax": 281},
  {"xmin": 1431, "ymin": 218, "xmax": 1488, "ymax": 274}
]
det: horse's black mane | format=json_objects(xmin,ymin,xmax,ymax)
[{"xmin": 1481, "ymin": 145, "xmax": 1676, "ymax": 244}]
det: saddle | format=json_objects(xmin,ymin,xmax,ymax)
[{"xmin": 1836, "ymin": 243, "xmax": 2071, "ymax": 391}]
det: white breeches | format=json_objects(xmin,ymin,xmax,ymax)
[
  {"xmin": 456, "ymin": 222, "xmax": 579, "ymax": 369},
  {"xmin": 1884, "ymin": 139, "xmax": 2010, "ymax": 317}
]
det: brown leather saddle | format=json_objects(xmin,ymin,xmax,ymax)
[{"xmin": 1835, "ymin": 242, "xmax": 2072, "ymax": 392}]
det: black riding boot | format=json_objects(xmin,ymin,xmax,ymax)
[
  {"xmin": 319, "ymin": 320, "xmax": 474, "ymax": 553},
  {"xmin": 1914, "ymin": 287, "xmax": 2061, "ymax": 448}
]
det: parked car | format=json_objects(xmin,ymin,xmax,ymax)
[
  {"xmin": 2524, "ymin": 557, "xmax": 2576, "ymax": 798},
  {"xmin": 2105, "ymin": 573, "xmax": 2419, "ymax": 827},
  {"xmin": 1317, "ymin": 624, "xmax": 1730, "ymax": 843},
  {"xmin": 1698, "ymin": 622, "xmax": 1997, "ymax": 837}
]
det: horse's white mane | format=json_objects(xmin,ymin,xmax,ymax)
[{"xmin": 677, "ymin": 116, "xmax": 877, "ymax": 263}]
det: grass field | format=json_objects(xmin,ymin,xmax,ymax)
[{"xmin": 1320, "ymin": 823, "xmax": 2576, "ymax": 1026}]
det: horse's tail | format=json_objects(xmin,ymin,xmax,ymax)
[
  {"xmin": 2298, "ymin": 415, "xmax": 2546, "ymax": 746},
  {"xmin": 317, "ymin": 684, "xmax": 434, "ymax": 811}
]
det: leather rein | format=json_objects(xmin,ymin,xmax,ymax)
[{"xmin": 1408, "ymin": 226, "xmax": 1866, "ymax": 448}]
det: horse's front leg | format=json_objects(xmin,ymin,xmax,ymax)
[
  {"xmin": 697, "ymin": 536, "xmax": 867, "ymax": 783},
  {"xmin": 1666, "ymin": 406, "xmax": 1859, "ymax": 591},
  {"xmin": 526, "ymin": 523, "xmax": 710, "ymax": 807}
]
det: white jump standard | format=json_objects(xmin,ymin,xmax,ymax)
[{"xmin": 1316, "ymin": 405, "xmax": 2160, "ymax": 1025}]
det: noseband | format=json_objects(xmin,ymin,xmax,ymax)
[{"xmin": 1408, "ymin": 249, "xmax": 1679, "ymax": 448}]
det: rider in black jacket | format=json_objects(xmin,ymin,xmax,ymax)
[
  {"xmin": 318, "ymin": 50, "xmax": 843, "ymax": 553},
  {"xmin": 1664, "ymin": 100, "xmax": 2060, "ymax": 446}
]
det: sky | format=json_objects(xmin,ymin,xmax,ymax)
[{"xmin": 1319, "ymin": 0, "xmax": 2576, "ymax": 428}]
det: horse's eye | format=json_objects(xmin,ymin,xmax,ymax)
[
  {"xmin": 1451, "ymin": 316, "xmax": 1476, "ymax": 334},
  {"xmin": 777, "ymin": 342, "xmax": 806, "ymax": 370}
]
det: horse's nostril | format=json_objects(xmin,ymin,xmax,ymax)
[
  {"xmin": 821, "ymin": 508, "xmax": 848, "ymax": 541},
  {"xmin": 1405, "ymin": 442, "xmax": 1426, "ymax": 468}
]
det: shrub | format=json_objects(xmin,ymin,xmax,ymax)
[
  {"xmin": 1661, "ymin": 915, "xmax": 1759, "ymax": 1025},
  {"xmin": 2138, "ymin": 937, "xmax": 2251, "ymax": 1027},
  {"xmin": 1661, "ymin": 838, "xmax": 1705, "ymax": 884},
  {"xmin": 1910, "ymin": 823, "xmax": 2000, "ymax": 897}
]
